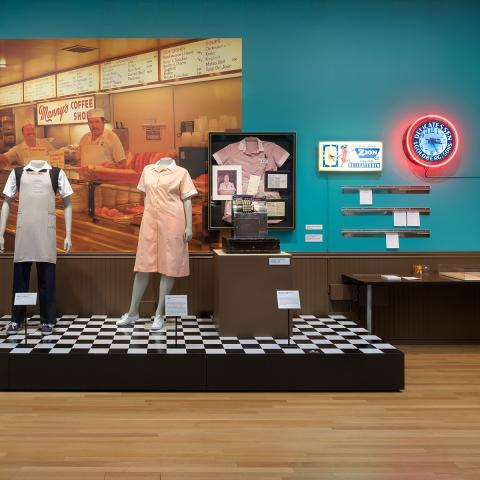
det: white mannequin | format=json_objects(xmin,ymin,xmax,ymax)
[
  {"xmin": 0, "ymin": 160, "xmax": 72, "ymax": 252},
  {"xmin": 118, "ymin": 157, "xmax": 193, "ymax": 331}
]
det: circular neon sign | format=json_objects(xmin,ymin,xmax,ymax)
[{"xmin": 404, "ymin": 114, "xmax": 459, "ymax": 168}]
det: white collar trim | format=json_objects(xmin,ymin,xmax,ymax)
[
  {"xmin": 154, "ymin": 159, "xmax": 176, "ymax": 171},
  {"xmin": 24, "ymin": 160, "xmax": 52, "ymax": 172},
  {"xmin": 238, "ymin": 137, "xmax": 264, "ymax": 154}
]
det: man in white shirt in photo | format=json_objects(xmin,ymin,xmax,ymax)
[
  {"xmin": 0, "ymin": 120, "xmax": 54, "ymax": 167},
  {"xmin": 78, "ymin": 108, "xmax": 126, "ymax": 167}
]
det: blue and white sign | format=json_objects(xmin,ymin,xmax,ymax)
[
  {"xmin": 404, "ymin": 114, "xmax": 459, "ymax": 168},
  {"xmin": 319, "ymin": 141, "xmax": 383, "ymax": 172}
]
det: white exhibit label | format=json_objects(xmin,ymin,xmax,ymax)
[
  {"xmin": 269, "ymin": 257, "xmax": 290, "ymax": 266},
  {"xmin": 305, "ymin": 224, "xmax": 323, "ymax": 230},
  {"xmin": 277, "ymin": 290, "xmax": 301, "ymax": 310},
  {"xmin": 319, "ymin": 141, "xmax": 383, "ymax": 172},
  {"xmin": 267, "ymin": 173, "xmax": 288, "ymax": 189},
  {"xmin": 24, "ymin": 75, "xmax": 56, "ymax": 102},
  {"xmin": 246, "ymin": 174, "xmax": 261, "ymax": 195},
  {"xmin": 57, "ymin": 65, "xmax": 99, "ymax": 97},
  {"xmin": 359, "ymin": 189, "xmax": 373, "ymax": 205},
  {"xmin": 266, "ymin": 201, "xmax": 286, "ymax": 218},
  {"xmin": 165, "ymin": 295, "xmax": 188, "ymax": 317},
  {"xmin": 305, "ymin": 234, "xmax": 323, "ymax": 243},
  {"xmin": 386, "ymin": 233, "xmax": 400, "ymax": 249},
  {"xmin": 407, "ymin": 211, "xmax": 421, "ymax": 227},
  {"xmin": 393, "ymin": 211, "xmax": 407, "ymax": 227},
  {"xmin": 101, "ymin": 50, "xmax": 159, "ymax": 89},
  {"xmin": 14, "ymin": 293, "xmax": 38, "ymax": 306},
  {"xmin": 0, "ymin": 82, "xmax": 23, "ymax": 106},
  {"xmin": 37, "ymin": 96, "xmax": 95, "ymax": 125},
  {"xmin": 161, "ymin": 38, "xmax": 242, "ymax": 81}
]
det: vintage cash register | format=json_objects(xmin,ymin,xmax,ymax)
[{"xmin": 222, "ymin": 195, "xmax": 280, "ymax": 253}]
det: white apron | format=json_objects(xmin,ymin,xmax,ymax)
[
  {"xmin": 81, "ymin": 143, "xmax": 108, "ymax": 167},
  {"xmin": 14, "ymin": 171, "xmax": 57, "ymax": 264}
]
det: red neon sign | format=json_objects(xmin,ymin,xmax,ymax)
[{"xmin": 404, "ymin": 114, "xmax": 459, "ymax": 169}]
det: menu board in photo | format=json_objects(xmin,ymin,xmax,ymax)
[
  {"xmin": 161, "ymin": 38, "xmax": 242, "ymax": 81},
  {"xmin": 0, "ymin": 83, "xmax": 23, "ymax": 107},
  {"xmin": 101, "ymin": 51, "xmax": 159, "ymax": 90},
  {"xmin": 24, "ymin": 75, "xmax": 56, "ymax": 102},
  {"xmin": 57, "ymin": 65, "xmax": 99, "ymax": 97}
]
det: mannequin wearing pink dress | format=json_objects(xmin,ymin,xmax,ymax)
[{"xmin": 117, "ymin": 157, "xmax": 197, "ymax": 331}]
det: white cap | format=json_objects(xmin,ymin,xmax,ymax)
[
  {"xmin": 87, "ymin": 108, "xmax": 105, "ymax": 119},
  {"xmin": 22, "ymin": 119, "xmax": 35, "ymax": 128}
]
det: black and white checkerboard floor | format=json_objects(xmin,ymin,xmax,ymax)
[{"xmin": 0, "ymin": 314, "xmax": 399, "ymax": 355}]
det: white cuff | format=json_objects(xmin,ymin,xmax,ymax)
[{"xmin": 181, "ymin": 189, "xmax": 198, "ymax": 200}]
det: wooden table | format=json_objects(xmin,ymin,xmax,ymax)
[{"xmin": 342, "ymin": 273, "xmax": 480, "ymax": 333}]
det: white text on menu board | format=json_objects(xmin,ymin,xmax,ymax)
[
  {"xmin": 204, "ymin": 38, "xmax": 241, "ymax": 73},
  {"xmin": 57, "ymin": 65, "xmax": 99, "ymax": 97},
  {"xmin": 101, "ymin": 51, "xmax": 158, "ymax": 90},
  {"xmin": 24, "ymin": 75, "xmax": 56, "ymax": 102},
  {"xmin": 161, "ymin": 38, "xmax": 242, "ymax": 81},
  {"xmin": 0, "ymin": 83, "xmax": 23, "ymax": 107}
]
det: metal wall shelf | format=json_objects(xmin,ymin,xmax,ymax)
[
  {"xmin": 342, "ymin": 207, "xmax": 430, "ymax": 216},
  {"xmin": 342, "ymin": 185, "xmax": 430, "ymax": 194},
  {"xmin": 342, "ymin": 229, "xmax": 430, "ymax": 238}
]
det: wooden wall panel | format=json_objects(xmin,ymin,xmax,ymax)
[
  {"xmin": 291, "ymin": 256, "xmax": 329, "ymax": 314},
  {"xmin": 2, "ymin": 252, "xmax": 480, "ymax": 342}
]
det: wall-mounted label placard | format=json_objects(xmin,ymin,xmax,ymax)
[
  {"xmin": 57, "ymin": 65, "xmax": 99, "ymax": 97},
  {"xmin": 319, "ymin": 141, "xmax": 383, "ymax": 172},
  {"xmin": 269, "ymin": 258, "xmax": 290, "ymax": 266},
  {"xmin": 24, "ymin": 75, "xmax": 56, "ymax": 102},
  {"xmin": 161, "ymin": 38, "xmax": 242, "ymax": 81},
  {"xmin": 0, "ymin": 83, "xmax": 23, "ymax": 106},
  {"xmin": 101, "ymin": 50, "xmax": 159, "ymax": 90},
  {"xmin": 37, "ymin": 96, "xmax": 95, "ymax": 125}
]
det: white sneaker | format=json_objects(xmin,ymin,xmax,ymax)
[
  {"xmin": 150, "ymin": 315, "xmax": 165, "ymax": 331},
  {"xmin": 116, "ymin": 313, "xmax": 139, "ymax": 327}
]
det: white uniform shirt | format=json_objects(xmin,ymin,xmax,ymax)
[
  {"xmin": 4, "ymin": 139, "xmax": 54, "ymax": 165},
  {"xmin": 2, "ymin": 161, "xmax": 73, "ymax": 199},
  {"xmin": 79, "ymin": 128, "xmax": 126, "ymax": 166}
]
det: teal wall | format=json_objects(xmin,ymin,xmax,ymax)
[{"xmin": 3, "ymin": 0, "xmax": 480, "ymax": 252}]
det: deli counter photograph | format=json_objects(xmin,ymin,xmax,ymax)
[{"xmin": 0, "ymin": 38, "xmax": 242, "ymax": 252}]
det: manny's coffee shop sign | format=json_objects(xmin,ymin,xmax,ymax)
[{"xmin": 36, "ymin": 96, "xmax": 95, "ymax": 125}]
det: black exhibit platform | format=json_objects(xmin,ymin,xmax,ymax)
[{"xmin": 0, "ymin": 314, "xmax": 404, "ymax": 391}]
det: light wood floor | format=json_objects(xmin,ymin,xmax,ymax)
[{"xmin": 1, "ymin": 345, "xmax": 479, "ymax": 480}]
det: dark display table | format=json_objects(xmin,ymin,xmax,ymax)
[{"xmin": 342, "ymin": 273, "xmax": 480, "ymax": 334}]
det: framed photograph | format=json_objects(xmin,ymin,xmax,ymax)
[
  {"xmin": 208, "ymin": 132, "xmax": 296, "ymax": 230},
  {"xmin": 265, "ymin": 171, "xmax": 291, "ymax": 191},
  {"xmin": 212, "ymin": 165, "xmax": 242, "ymax": 200}
]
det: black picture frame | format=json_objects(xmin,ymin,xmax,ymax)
[{"xmin": 208, "ymin": 132, "xmax": 296, "ymax": 230}]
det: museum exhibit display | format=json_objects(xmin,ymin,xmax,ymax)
[
  {"xmin": 6, "ymin": 27, "xmax": 480, "ymax": 393},
  {"xmin": 208, "ymin": 132, "xmax": 296, "ymax": 230}
]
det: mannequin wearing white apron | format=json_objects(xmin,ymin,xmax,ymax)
[{"xmin": 0, "ymin": 160, "xmax": 73, "ymax": 335}]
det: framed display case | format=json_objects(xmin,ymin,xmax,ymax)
[{"xmin": 208, "ymin": 132, "xmax": 296, "ymax": 230}]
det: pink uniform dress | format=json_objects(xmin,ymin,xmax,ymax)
[{"xmin": 134, "ymin": 161, "xmax": 197, "ymax": 277}]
